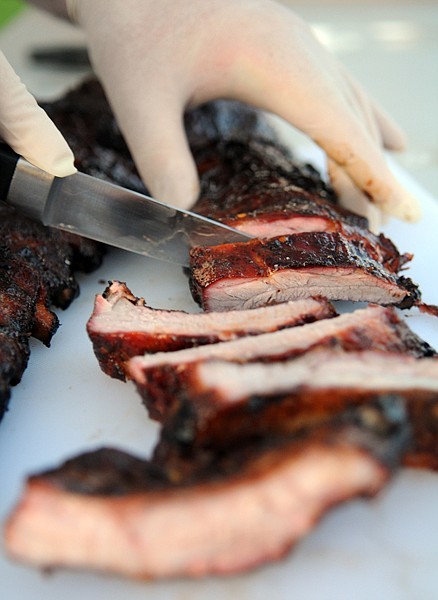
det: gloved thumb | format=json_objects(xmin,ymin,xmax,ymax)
[{"xmin": 0, "ymin": 52, "xmax": 76, "ymax": 177}]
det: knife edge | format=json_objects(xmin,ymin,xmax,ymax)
[{"xmin": 0, "ymin": 146, "xmax": 252, "ymax": 266}]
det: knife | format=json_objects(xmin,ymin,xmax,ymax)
[{"xmin": 0, "ymin": 145, "xmax": 252, "ymax": 267}]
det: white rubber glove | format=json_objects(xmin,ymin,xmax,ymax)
[
  {"xmin": 67, "ymin": 0, "xmax": 420, "ymax": 223},
  {"xmin": 0, "ymin": 50, "xmax": 76, "ymax": 176}
]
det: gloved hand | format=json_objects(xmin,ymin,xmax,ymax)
[
  {"xmin": 0, "ymin": 50, "xmax": 75, "ymax": 176},
  {"xmin": 66, "ymin": 0, "xmax": 420, "ymax": 224}
]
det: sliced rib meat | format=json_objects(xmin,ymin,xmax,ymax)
[
  {"xmin": 189, "ymin": 232, "xmax": 421, "ymax": 312},
  {"xmin": 153, "ymin": 349, "xmax": 438, "ymax": 412},
  {"xmin": 5, "ymin": 397, "xmax": 409, "ymax": 579},
  {"xmin": 87, "ymin": 280, "xmax": 335, "ymax": 380},
  {"xmin": 128, "ymin": 304, "xmax": 434, "ymax": 421},
  {"xmin": 147, "ymin": 349, "xmax": 438, "ymax": 469}
]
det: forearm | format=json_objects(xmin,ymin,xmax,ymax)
[{"xmin": 26, "ymin": 0, "xmax": 69, "ymax": 20}]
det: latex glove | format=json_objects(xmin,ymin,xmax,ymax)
[
  {"xmin": 67, "ymin": 0, "xmax": 420, "ymax": 223},
  {"xmin": 0, "ymin": 50, "xmax": 75, "ymax": 176}
]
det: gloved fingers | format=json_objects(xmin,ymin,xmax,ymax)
[
  {"xmin": 318, "ymin": 120, "xmax": 420, "ymax": 222},
  {"xmin": 191, "ymin": 7, "xmax": 420, "ymax": 221},
  {"xmin": 226, "ymin": 29, "xmax": 420, "ymax": 221},
  {"xmin": 73, "ymin": 1, "xmax": 200, "ymax": 208},
  {"xmin": 106, "ymin": 88, "xmax": 200, "ymax": 208},
  {"xmin": 339, "ymin": 71, "xmax": 383, "ymax": 146},
  {"xmin": 70, "ymin": 0, "xmax": 416, "ymax": 219},
  {"xmin": 340, "ymin": 66, "xmax": 406, "ymax": 151},
  {"xmin": 327, "ymin": 158, "xmax": 386, "ymax": 232},
  {"xmin": 0, "ymin": 52, "xmax": 76, "ymax": 176},
  {"xmin": 248, "ymin": 85, "xmax": 419, "ymax": 221}
]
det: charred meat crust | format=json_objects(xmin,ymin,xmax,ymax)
[
  {"xmin": 189, "ymin": 232, "xmax": 421, "ymax": 311},
  {"xmin": 148, "ymin": 350, "xmax": 438, "ymax": 472},
  {"xmin": 5, "ymin": 398, "xmax": 409, "ymax": 578},
  {"xmin": 191, "ymin": 140, "xmax": 410, "ymax": 273},
  {"xmin": 0, "ymin": 246, "xmax": 50, "ymax": 419},
  {"xmin": 27, "ymin": 397, "xmax": 409, "ymax": 493},
  {"xmin": 41, "ymin": 79, "xmax": 146, "ymax": 194},
  {"xmin": 193, "ymin": 138, "xmax": 338, "ymax": 219},
  {"xmin": 87, "ymin": 281, "xmax": 336, "ymax": 380},
  {"xmin": 0, "ymin": 206, "xmax": 105, "ymax": 420},
  {"xmin": 0, "ymin": 205, "xmax": 105, "ymax": 310}
]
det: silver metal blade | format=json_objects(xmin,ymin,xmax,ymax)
[{"xmin": 41, "ymin": 171, "xmax": 251, "ymax": 267}]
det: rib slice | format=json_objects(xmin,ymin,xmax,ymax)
[
  {"xmin": 87, "ymin": 280, "xmax": 335, "ymax": 380},
  {"xmin": 5, "ymin": 397, "xmax": 408, "ymax": 579},
  {"xmin": 192, "ymin": 140, "xmax": 410, "ymax": 273},
  {"xmin": 146, "ymin": 349, "xmax": 438, "ymax": 469},
  {"xmin": 128, "ymin": 304, "xmax": 435, "ymax": 420},
  {"xmin": 189, "ymin": 232, "xmax": 421, "ymax": 312}
]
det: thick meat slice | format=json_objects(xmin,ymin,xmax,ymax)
[
  {"xmin": 192, "ymin": 140, "xmax": 410, "ymax": 273},
  {"xmin": 87, "ymin": 280, "xmax": 335, "ymax": 380},
  {"xmin": 128, "ymin": 304, "xmax": 434, "ymax": 420},
  {"xmin": 189, "ymin": 232, "xmax": 421, "ymax": 312},
  {"xmin": 5, "ymin": 398, "xmax": 409, "ymax": 579},
  {"xmin": 146, "ymin": 349, "xmax": 438, "ymax": 469}
]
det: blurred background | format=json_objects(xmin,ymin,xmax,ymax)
[{"xmin": 1, "ymin": 0, "xmax": 437, "ymax": 200}]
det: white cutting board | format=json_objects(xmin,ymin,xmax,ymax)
[{"xmin": 1, "ymin": 8, "xmax": 438, "ymax": 600}]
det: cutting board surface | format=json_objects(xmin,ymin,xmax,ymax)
[{"xmin": 1, "ymin": 156, "xmax": 438, "ymax": 600}]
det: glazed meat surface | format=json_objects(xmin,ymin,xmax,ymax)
[
  {"xmin": 189, "ymin": 232, "xmax": 420, "ymax": 312},
  {"xmin": 191, "ymin": 139, "xmax": 410, "ymax": 273}
]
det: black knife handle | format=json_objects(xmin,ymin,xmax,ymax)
[{"xmin": 0, "ymin": 144, "xmax": 19, "ymax": 202}]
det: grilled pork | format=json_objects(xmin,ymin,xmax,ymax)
[
  {"xmin": 87, "ymin": 280, "xmax": 335, "ymax": 380},
  {"xmin": 5, "ymin": 398, "xmax": 409, "ymax": 579},
  {"xmin": 189, "ymin": 232, "xmax": 421, "ymax": 312},
  {"xmin": 0, "ymin": 205, "xmax": 105, "ymax": 419},
  {"xmin": 144, "ymin": 349, "xmax": 438, "ymax": 468},
  {"xmin": 128, "ymin": 304, "xmax": 434, "ymax": 421},
  {"xmin": 192, "ymin": 139, "xmax": 410, "ymax": 273}
]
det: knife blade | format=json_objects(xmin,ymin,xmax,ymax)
[{"xmin": 0, "ymin": 145, "xmax": 252, "ymax": 267}]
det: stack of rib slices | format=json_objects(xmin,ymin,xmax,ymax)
[{"xmin": 5, "ymin": 82, "xmax": 438, "ymax": 580}]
